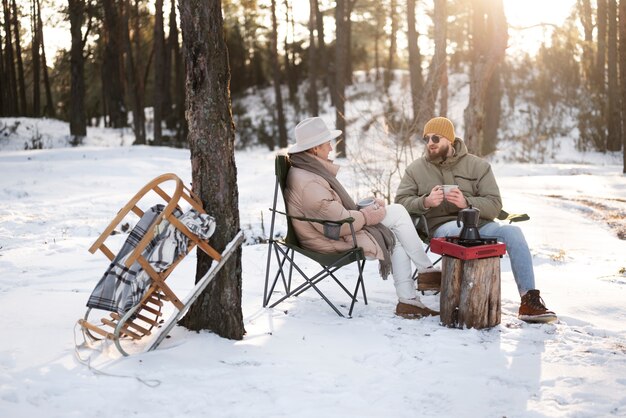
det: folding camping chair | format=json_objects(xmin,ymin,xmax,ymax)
[
  {"xmin": 411, "ymin": 209, "xmax": 530, "ymax": 293},
  {"xmin": 262, "ymin": 155, "xmax": 367, "ymax": 317},
  {"xmin": 77, "ymin": 173, "xmax": 243, "ymax": 356}
]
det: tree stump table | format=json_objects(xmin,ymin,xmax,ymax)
[
  {"xmin": 430, "ymin": 237, "xmax": 506, "ymax": 329},
  {"xmin": 440, "ymin": 255, "xmax": 501, "ymax": 329}
]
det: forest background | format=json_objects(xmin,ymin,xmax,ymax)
[{"xmin": 0, "ymin": 0, "xmax": 625, "ymax": 174}]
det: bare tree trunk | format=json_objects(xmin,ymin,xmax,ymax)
[
  {"xmin": 270, "ymin": 0, "xmax": 287, "ymax": 148},
  {"xmin": 69, "ymin": 0, "xmax": 86, "ymax": 141},
  {"xmin": 284, "ymin": 0, "xmax": 297, "ymax": 103},
  {"xmin": 345, "ymin": 0, "xmax": 356, "ymax": 85},
  {"xmin": 579, "ymin": 0, "xmax": 594, "ymax": 84},
  {"xmin": 0, "ymin": 24, "xmax": 5, "ymax": 115},
  {"xmin": 11, "ymin": 0, "xmax": 26, "ymax": 115},
  {"xmin": 407, "ymin": 0, "xmax": 422, "ymax": 123},
  {"xmin": 178, "ymin": 0, "xmax": 244, "ymax": 340},
  {"xmin": 308, "ymin": 0, "xmax": 319, "ymax": 116},
  {"xmin": 483, "ymin": 64, "xmax": 502, "ymax": 155},
  {"xmin": 153, "ymin": 0, "xmax": 165, "ymax": 143},
  {"xmin": 37, "ymin": 0, "xmax": 54, "ymax": 118},
  {"xmin": 31, "ymin": 0, "xmax": 40, "ymax": 116},
  {"xmin": 102, "ymin": 0, "xmax": 126, "ymax": 128},
  {"xmin": 463, "ymin": 0, "xmax": 508, "ymax": 154},
  {"xmin": 597, "ymin": 0, "xmax": 608, "ymax": 89},
  {"xmin": 620, "ymin": 0, "xmax": 626, "ymax": 172},
  {"xmin": 122, "ymin": 0, "xmax": 146, "ymax": 144},
  {"xmin": 335, "ymin": 0, "xmax": 347, "ymax": 157},
  {"xmin": 607, "ymin": 0, "xmax": 622, "ymax": 151},
  {"xmin": 384, "ymin": 0, "xmax": 397, "ymax": 91},
  {"xmin": 163, "ymin": 0, "xmax": 175, "ymax": 129},
  {"xmin": 3, "ymin": 0, "xmax": 18, "ymax": 115},
  {"xmin": 315, "ymin": 0, "xmax": 329, "ymax": 90},
  {"xmin": 415, "ymin": 0, "xmax": 447, "ymax": 132}
]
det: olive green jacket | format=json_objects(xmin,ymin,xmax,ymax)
[{"xmin": 395, "ymin": 139, "xmax": 502, "ymax": 234}]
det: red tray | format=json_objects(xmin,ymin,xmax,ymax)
[{"xmin": 430, "ymin": 237, "xmax": 506, "ymax": 260}]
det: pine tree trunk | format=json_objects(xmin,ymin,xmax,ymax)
[
  {"xmin": 580, "ymin": 0, "xmax": 594, "ymax": 84},
  {"xmin": 620, "ymin": 0, "xmax": 626, "ymax": 173},
  {"xmin": 607, "ymin": 0, "xmax": 622, "ymax": 151},
  {"xmin": 407, "ymin": 0, "xmax": 422, "ymax": 123},
  {"xmin": 314, "ymin": 0, "xmax": 328, "ymax": 90},
  {"xmin": 31, "ymin": 0, "xmax": 40, "ymax": 116},
  {"xmin": 102, "ymin": 0, "xmax": 126, "ymax": 128},
  {"xmin": 307, "ymin": 0, "xmax": 319, "ymax": 116},
  {"xmin": 384, "ymin": 0, "xmax": 397, "ymax": 91},
  {"xmin": 122, "ymin": 0, "xmax": 146, "ymax": 144},
  {"xmin": 3, "ymin": 0, "xmax": 17, "ymax": 115},
  {"xmin": 153, "ymin": 0, "xmax": 165, "ymax": 144},
  {"xmin": 69, "ymin": 0, "xmax": 87, "ymax": 140},
  {"xmin": 270, "ymin": 0, "xmax": 287, "ymax": 148},
  {"xmin": 0, "ymin": 26, "xmax": 5, "ymax": 115},
  {"xmin": 37, "ymin": 0, "xmax": 54, "ymax": 118},
  {"xmin": 463, "ymin": 0, "xmax": 507, "ymax": 155},
  {"xmin": 284, "ymin": 0, "xmax": 297, "ymax": 104},
  {"xmin": 178, "ymin": 0, "xmax": 244, "ymax": 340},
  {"xmin": 415, "ymin": 0, "xmax": 447, "ymax": 132},
  {"xmin": 334, "ymin": 0, "xmax": 347, "ymax": 157},
  {"xmin": 163, "ymin": 0, "xmax": 175, "ymax": 130},
  {"xmin": 482, "ymin": 64, "xmax": 502, "ymax": 155},
  {"xmin": 11, "ymin": 0, "xmax": 26, "ymax": 115}
]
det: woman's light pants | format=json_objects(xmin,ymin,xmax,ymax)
[
  {"xmin": 432, "ymin": 221, "xmax": 535, "ymax": 295},
  {"xmin": 381, "ymin": 204, "xmax": 433, "ymax": 300}
]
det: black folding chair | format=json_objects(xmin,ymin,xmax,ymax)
[{"xmin": 263, "ymin": 155, "xmax": 367, "ymax": 317}]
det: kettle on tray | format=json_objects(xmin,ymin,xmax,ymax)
[{"xmin": 457, "ymin": 205, "xmax": 481, "ymax": 241}]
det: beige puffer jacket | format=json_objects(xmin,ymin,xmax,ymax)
[
  {"xmin": 285, "ymin": 157, "xmax": 384, "ymax": 260},
  {"xmin": 395, "ymin": 139, "xmax": 503, "ymax": 233}
]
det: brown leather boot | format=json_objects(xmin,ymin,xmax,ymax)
[
  {"xmin": 518, "ymin": 290, "xmax": 557, "ymax": 323},
  {"xmin": 395, "ymin": 301, "xmax": 439, "ymax": 319}
]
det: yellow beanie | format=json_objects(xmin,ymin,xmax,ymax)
[{"xmin": 423, "ymin": 117, "xmax": 455, "ymax": 142}]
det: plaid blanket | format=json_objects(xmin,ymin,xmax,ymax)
[{"xmin": 86, "ymin": 204, "xmax": 216, "ymax": 315}]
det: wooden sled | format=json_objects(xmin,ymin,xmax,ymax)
[{"xmin": 78, "ymin": 173, "xmax": 244, "ymax": 356}]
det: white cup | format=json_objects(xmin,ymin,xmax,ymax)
[
  {"xmin": 442, "ymin": 185, "xmax": 459, "ymax": 197},
  {"xmin": 357, "ymin": 197, "xmax": 376, "ymax": 210}
]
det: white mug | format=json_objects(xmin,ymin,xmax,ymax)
[
  {"xmin": 442, "ymin": 185, "xmax": 459, "ymax": 196},
  {"xmin": 357, "ymin": 197, "xmax": 376, "ymax": 210}
]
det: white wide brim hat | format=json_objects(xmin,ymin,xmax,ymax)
[{"xmin": 288, "ymin": 117, "xmax": 342, "ymax": 154}]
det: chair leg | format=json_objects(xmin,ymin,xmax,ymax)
[{"xmin": 348, "ymin": 259, "xmax": 367, "ymax": 317}]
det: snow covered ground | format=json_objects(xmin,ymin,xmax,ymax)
[{"xmin": 1, "ymin": 119, "xmax": 625, "ymax": 417}]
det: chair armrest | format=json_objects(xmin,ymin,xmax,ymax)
[
  {"xmin": 270, "ymin": 209, "xmax": 359, "ymax": 245},
  {"xmin": 497, "ymin": 210, "xmax": 530, "ymax": 224}
]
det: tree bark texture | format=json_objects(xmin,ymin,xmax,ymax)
[
  {"xmin": 440, "ymin": 255, "xmax": 501, "ymax": 329},
  {"xmin": 69, "ymin": 0, "xmax": 87, "ymax": 139},
  {"xmin": 31, "ymin": 0, "xmax": 40, "ymax": 116},
  {"xmin": 122, "ymin": 0, "xmax": 146, "ymax": 144},
  {"xmin": 270, "ymin": 0, "xmax": 288, "ymax": 148},
  {"xmin": 3, "ymin": 0, "xmax": 17, "ymax": 115},
  {"xmin": 153, "ymin": 0, "xmax": 165, "ymax": 144},
  {"xmin": 463, "ymin": 0, "xmax": 507, "ymax": 155},
  {"xmin": 607, "ymin": 0, "xmax": 622, "ymax": 151},
  {"xmin": 407, "ymin": 0, "xmax": 423, "ymax": 123},
  {"xmin": 0, "ymin": 22, "xmax": 5, "ymax": 115},
  {"xmin": 178, "ymin": 0, "xmax": 244, "ymax": 340},
  {"xmin": 37, "ymin": 0, "xmax": 54, "ymax": 118},
  {"xmin": 415, "ymin": 0, "xmax": 447, "ymax": 131}
]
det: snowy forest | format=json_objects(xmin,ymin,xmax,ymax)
[{"xmin": 0, "ymin": 0, "xmax": 624, "ymax": 168}]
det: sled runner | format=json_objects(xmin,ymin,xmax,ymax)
[{"xmin": 77, "ymin": 173, "xmax": 243, "ymax": 356}]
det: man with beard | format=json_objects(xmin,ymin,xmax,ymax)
[{"xmin": 395, "ymin": 117, "xmax": 557, "ymax": 323}]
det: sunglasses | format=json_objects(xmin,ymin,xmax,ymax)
[{"xmin": 422, "ymin": 134, "xmax": 441, "ymax": 144}]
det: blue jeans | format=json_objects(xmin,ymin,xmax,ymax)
[{"xmin": 432, "ymin": 221, "xmax": 535, "ymax": 296}]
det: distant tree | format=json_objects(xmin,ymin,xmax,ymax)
[
  {"xmin": 31, "ymin": 0, "xmax": 41, "ymax": 116},
  {"xmin": 270, "ymin": 0, "xmax": 287, "ymax": 148},
  {"xmin": 407, "ymin": 0, "xmax": 423, "ymax": 123},
  {"xmin": 307, "ymin": 0, "xmax": 319, "ymax": 115},
  {"xmin": 69, "ymin": 0, "xmax": 87, "ymax": 141},
  {"xmin": 11, "ymin": 0, "xmax": 26, "ymax": 115},
  {"xmin": 415, "ymin": 0, "xmax": 447, "ymax": 131},
  {"xmin": 0, "ymin": 18, "xmax": 5, "ymax": 115},
  {"xmin": 178, "ymin": 0, "xmax": 245, "ymax": 340},
  {"xmin": 122, "ymin": 0, "xmax": 146, "ymax": 144},
  {"xmin": 335, "ymin": 0, "xmax": 348, "ymax": 157},
  {"xmin": 607, "ymin": 0, "xmax": 621, "ymax": 151},
  {"xmin": 620, "ymin": 0, "xmax": 626, "ymax": 172},
  {"xmin": 101, "ymin": 0, "xmax": 126, "ymax": 128},
  {"xmin": 463, "ymin": 0, "xmax": 508, "ymax": 155},
  {"xmin": 153, "ymin": 0, "xmax": 165, "ymax": 144},
  {"xmin": 384, "ymin": 0, "xmax": 397, "ymax": 91},
  {"xmin": 36, "ymin": 0, "xmax": 55, "ymax": 118}
]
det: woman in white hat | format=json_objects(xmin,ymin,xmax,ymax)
[{"xmin": 285, "ymin": 117, "xmax": 439, "ymax": 319}]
